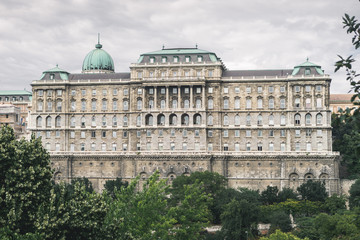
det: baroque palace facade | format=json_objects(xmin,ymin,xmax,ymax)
[{"xmin": 29, "ymin": 41, "xmax": 340, "ymax": 193}]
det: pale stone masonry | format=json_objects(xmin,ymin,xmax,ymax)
[{"xmin": 29, "ymin": 43, "xmax": 340, "ymax": 193}]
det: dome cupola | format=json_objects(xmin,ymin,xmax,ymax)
[{"xmin": 82, "ymin": 37, "xmax": 114, "ymax": 73}]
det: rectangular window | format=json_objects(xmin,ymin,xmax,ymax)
[
  {"xmin": 295, "ymin": 142, "xmax": 300, "ymax": 151},
  {"xmin": 91, "ymin": 131, "xmax": 96, "ymax": 138},
  {"xmin": 137, "ymin": 131, "xmax": 141, "ymax": 138},
  {"xmin": 92, "ymin": 89, "xmax": 96, "ymax": 96},
  {"xmin": 55, "ymin": 131, "xmax": 60, "ymax": 138},
  {"xmin": 257, "ymin": 86, "xmax": 262, "ymax": 93},
  {"xmin": 246, "ymin": 87, "xmax": 251, "ymax": 93},
  {"xmin": 182, "ymin": 143, "xmax": 187, "ymax": 150},
  {"xmin": 280, "ymin": 129, "xmax": 285, "ymax": 137},
  {"xmin": 57, "ymin": 90, "xmax": 62, "ymax": 96},
  {"xmin": 196, "ymin": 87, "xmax": 201, "ymax": 94},
  {"xmin": 306, "ymin": 143, "xmax": 312, "ymax": 151},
  {"xmin": 280, "ymin": 143, "xmax": 285, "ymax": 151},
  {"xmin": 235, "ymin": 87, "xmax": 240, "ymax": 93},
  {"xmin": 149, "ymin": 88, "xmax": 154, "ymax": 95},
  {"xmin": 258, "ymin": 130, "xmax": 263, "ymax": 137},
  {"xmin": 183, "ymin": 130, "xmax": 187, "ymax": 137},
  {"xmin": 316, "ymin": 85, "xmax": 322, "ymax": 92},
  {"xmin": 294, "ymin": 86, "xmax": 300, "ymax": 92},
  {"xmin": 146, "ymin": 130, "xmax": 151, "ymax": 137},
  {"xmin": 208, "ymin": 130, "xmax": 213, "ymax": 137},
  {"xmin": 235, "ymin": 130, "xmax": 240, "ymax": 137},
  {"xmin": 70, "ymin": 131, "xmax": 75, "ymax": 138},
  {"xmin": 295, "ymin": 129, "xmax": 301, "ymax": 137},
  {"xmin": 305, "ymin": 85, "xmax": 311, "ymax": 92},
  {"xmin": 316, "ymin": 98, "xmax": 322, "ymax": 108},
  {"xmin": 103, "ymin": 89, "xmax": 107, "ymax": 96},
  {"xmin": 112, "ymin": 143, "xmax": 117, "ymax": 151},
  {"xmin": 113, "ymin": 89, "xmax": 118, "ymax": 95},
  {"xmin": 123, "ymin": 131, "xmax": 128, "ymax": 138},
  {"xmin": 172, "ymin": 88, "xmax": 177, "ymax": 94},
  {"xmin": 269, "ymin": 143, "xmax": 274, "ymax": 151},
  {"xmin": 113, "ymin": 100, "xmax": 118, "ymax": 110},
  {"xmin": 306, "ymin": 129, "xmax": 312, "ymax": 137},
  {"xmin": 81, "ymin": 89, "xmax": 86, "ymax": 96},
  {"xmin": 195, "ymin": 142, "xmax": 200, "ymax": 151},
  {"xmin": 317, "ymin": 129, "xmax": 322, "ymax": 137},
  {"xmin": 268, "ymin": 86, "xmax": 274, "ymax": 93},
  {"xmin": 138, "ymin": 88, "xmax": 142, "ymax": 94},
  {"xmin": 122, "ymin": 144, "xmax": 128, "ymax": 151},
  {"xmin": 208, "ymin": 143, "xmax": 213, "ymax": 151},
  {"xmin": 269, "ymin": 130, "xmax": 274, "ymax": 137},
  {"xmin": 71, "ymin": 90, "xmax": 76, "ymax": 96},
  {"xmin": 223, "ymin": 87, "xmax": 229, "ymax": 94},
  {"xmin": 235, "ymin": 143, "xmax": 240, "ymax": 151},
  {"xmin": 38, "ymin": 90, "xmax": 43, "ymax": 96},
  {"xmin": 123, "ymin": 88, "xmax": 129, "ymax": 95},
  {"xmin": 158, "ymin": 142, "xmax": 163, "ymax": 150},
  {"xmin": 246, "ymin": 143, "xmax": 251, "ymax": 151},
  {"xmin": 246, "ymin": 130, "xmax": 251, "ymax": 137},
  {"xmin": 208, "ymin": 87, "xmax": 213, "ymax": 93},
  {"xmin": 184, "ymin": 87, "xmax": 189, "ymax": 94},
  {"xmin": 280, "ymin": 86, "xmax": 285, "ymax": 93},
  {"xmin": 55, "ymin": 143, "xmax": 60, "ymax": 151},
  {"xmin": 195, "ymin": 129, "xmax": 200, "ymax": 137},
  {"xmin": 223, "ymin": 130, "xmax": 228, "ymax": 137},
  {"xmin": 223, "ymin": 144, "xmax": 229, "ymax": 151},
  {"xmin": 46, "ymin": 131, "xmax": 50, "ymax": 138},
  {"xmin": 146, "ymin": 143, "xmax": 151, "ymax": 150},
  {"xmin": 70, "ymin": 144, "xmax": 75, "ymax": 152},
  {"xmin": 171, "ymin": 129, "xmax": 175, "ymax": 137}
]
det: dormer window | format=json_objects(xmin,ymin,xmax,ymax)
[
  {"xmin": 161, "ymin": 57, "xmax": 167, "ymax": 63},
  {"xmin": 173, "ymin": 56, "xmax": 179, "ymax": 63},
  {"xmin": 197, "ymin": 56, "xmax": 203, "ymax": 62},
  {"xmin": 50, "ymin": 74, "xmax": 55, "ymax": 80},
  {"xmin": 305, "ymin": 68, "xmax": 311, "ymax": 75},
  {"xmin": 185, "ymin": 56, "xmax": 191, "ymax": 63},
  {"xmin": 149, "ymin": 57, "xmax": 155, "ymax": 63}
]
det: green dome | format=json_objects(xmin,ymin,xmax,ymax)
[{"xmin": 82, "ymin": 42, "xmax": 114, "ymax": 73}]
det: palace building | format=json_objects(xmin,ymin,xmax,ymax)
[{"xmin": 29, "ymin": 41, "xmax": 340, "ymax": 193}]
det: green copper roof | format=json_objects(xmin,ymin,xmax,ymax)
[
  {"xmin": 43, "ymin": 65, "xmax": 69, "ymax": 73},
  {"xmin": 40, "ymin": 65, "xmax": 69, "ymax": 80},
  {"xmin": 292, "ymin": 59, "xmax": 324, "ymax": 75},
  {"xmin": 142, "ymin": 48, "xmax": 214, "ymax": 55},
  {"xmin": 294, "ymin": 59, "xmax": 321, "ymax": 68},
  {"xmin": 0, "ymin": 90, "xmax": 32, "ymax": 96},
  {"xmin": 82, "ymin": 42, "xmax": 114, "ymax": 72}
]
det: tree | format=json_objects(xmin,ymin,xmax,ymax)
[
  {"xmin": 260, "ymin": 186, "xmax": 279, "ymax": 205},
  {"xmin": 103, "ymin": 177, "xmax": 128, "ymax": 198},
  {"xmin": 220, "ymin": 199, "xmax": 260, "ymax": 240},
  {"xmin": 268, "ymin": 210, "xmax": 293, "ymax": 233},
  {"xmin": 260, "ymin": 229, "xmax": 310, "ymax": 240},
  {"xmin": 297, "ymin": 180, "xmax": 327, "ymax": 202},
  {"xmin": 349, "ymin": 179, "xmax": 360, "ymax": 209},
  {"xmin": 0, "ymin": 126, "xmax": 53, "ymax": 234},
  {"xmin": 322, "ymin": 194, "xmax": 347, "ymax": 214}
]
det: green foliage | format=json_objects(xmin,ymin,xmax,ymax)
[
  {"xmin": 261, "ymin": 186, "xmax": 280, "ymax": 205},
  {"xmin": 0, "ymin": 227, "xmax": 42, "ymax": 240},
  {"xmin": 0, "ymin": 126, "xmax": 53, "ymax": 234},
  {"xmin": 349, "ymin": 179, "xmax": 360, "ymax": 209},
  {"xmin": 297, "ymin": 180, "xmax": 327, "ymax": 202},
  {"xmin": 260, "ymin": 229, "xmax": 309, "ymax": 240},
  {"xmin": 278, "ymin": 187, "xmax": 298, "ymax": 203},
  {"xmin": 220, "ymin": 199, "xmax": 260, "ymax": 240},
  {"xmin": 322, "ymin": 194, "xmax": 347, "ymax": 214},
  {"xmin": 293, "ymin": 217, "xmax": 320, "ymax": 240},
  {"xmin": 170, "ymin": 171, "xmax": 227, "ymax": 224},
  {"xmin": 103, "ymin": 177, "xmax": 128, "ymax": 198},
  {"xmin": 268, "ymin": 210, "xmax": 293, "ymax": 234}
]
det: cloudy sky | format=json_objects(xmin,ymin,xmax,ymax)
[{"xmin": 0, "ymin": 0, "xmax": 359, "ymax": 93}]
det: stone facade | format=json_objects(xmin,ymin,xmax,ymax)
[{"xmin": 29, "ymin": 44, "xmax": 340, "ymax": 193}]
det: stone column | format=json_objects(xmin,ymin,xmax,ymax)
[
  {"xmin": 202, "ymin": 85, "xmax": 205, "ymax": 109},
  {"xmin": 154, "ymin": 87, "xmax": 157, "ymax": 110},
  {"xmin": 166, "ymin": 86, "xmax": 169, "ymax": 110},
  {"xmin": 190, "ymin": 86, "xmax": 193, "ymax": 109},
  {"xmin": 178, "ymin": 86, "xmax": 181, "ymax": 109}
]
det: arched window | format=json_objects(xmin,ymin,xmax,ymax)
[
  {"xmin": 123, "ymin": 100, "xmax": 129, "ymax": 110},
  {"xmin": 169, "ymin": 114, "xmax": 177, "ymax": 126},
  {"xmin": 316, "ymin": 113, "xmax": 323, "ymax": 125},
  {"xmin": 46, "ymin": 116, "xmax": 52, "ymax": 127},
  {"xmin": 55, "ymin": 116, "xmax": 61, "ymax": 127},
  {"xmin": 294, "ymin": 98, "xmax": 300, "ymax": 108},
  {"xmin": 137, "ymin": 99, "xmax": 142, "ymax": 110},
  {"xmin": 148, "ymin": 99, "xmax": 154, "ymax": 109},
  {"xmin": 123, "ymin": 116, "xmax": 128, "ymax": 126},
  {"xmin": 246, "ymin": 98, "xmax": 251, "ymax": 109},
  {"xmin": 294, "ymin": 114, "xmax": 301, "ymax": 125},
  {"xmin": 56, "ymin": 101, "xmax": 62, "ymax": 111},
  {"xmin": 208, "ymin": 115, "xmax": 213, "ymax": 125},
  {"xmin": 70, "ymin": 116, "xmax": 75, "ymax": 127},
  {"xmin": 246, "ymin": 114, "xmax": 251, "ymax": 125},
  {"xmin": 36, "ymin": 116, "xmax": 42, "ymax": 127},
  {"xmin": 280, "ymin": 98, "xmax": 286, "ymax": 109},
  {"xmin": 91, "ymin": 116, "xmax": 96, "ymax": 126},
  {"xmin": 305, "ymin": 113, "xmax": 312, "ymax": 125},
  {"xmin": 196, "ymin": 99, "xmax": 202, "ymax": 109},
  {"xmin": 184, "ymin": 99, "xmax": 190, "ymax": 109},
  {"xmin": 268, "ymin": 114, "xmax": 274, "ymax": 126},
  {"xmin": 157, "ymin": 114, "xmax": 165, "ymax": 126},
  {"xmin": 223, "ymin": 98, "xmax": 229, "ymax": 109},
  {"xmin": 113, "ymin": 116, "xmax": 117, "ymax": 126},
  {"xmin": 234, "ymin": 98, "xmax": 240, "ymax": 109},
  {"xmin": 257, "ymin": 98, "xmax": 263, "ymax": 108},
  {"xmin": 234, "ymin": 115, "xmax": 240, "ymax": 126},
  {"xmin": 102, "ymin": 116, "xmax": 107, "ymax": 126},
  {"xmin": 81, "ymin": 116, "xmax": 86, "ymax": 127},
  {"xmin": 181, "ymin": 114, "xmax": 189, "ymax": 126},
  {"xmin": 146, "ymin": 114, "xmax": 153, "ymax": 126},
  {"xmin": 194, "ymin": 114, "xmax": 201, "ymax": 125},
  {"xmin": 223, "ymin": 115, "xmax": 229, "ymax": 126},
  {"xmin": 160, "ymin": 99, "xmax": 166, "ymax": 109},
  {"xmin": 269, "ymin": 98, "xmax": 274, "ymax": 109},
  {"xmin": 136, "ymin": 115, "xmax": 141, "ymax": 126},
  {"xmin": 280, "ymin": 115, "xmax": 286, "ymax": 125},
  {"xmin": 305, "ymin": 98, "xmax": 311, "ymax": 108},
  {"xmin": 208, "ymin": 98, "xmax": 213, "ymax": 109},
  {"xmin": 257, "ymin": 115, "xmax": 263, "ymax": 125},
  {"xmin": 172, "ymin": 99, "xmax": 177, "ymax": 109}
]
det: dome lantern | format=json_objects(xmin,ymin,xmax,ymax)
[{"xmin": 82, "ymin": 36, "xmax": 114, "ymax": 73}]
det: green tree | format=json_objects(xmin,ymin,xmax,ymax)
[
  {"xmin": 268, "ymin": 210, "xmax": 292, "ymax": 234},
  {"xmin": 322, "ymin": 194, "xmax": 347, "ymax": 214},
  {"xmin": 293, "ymin": 217, "xmax": 320, "ymax": 240},
  {"xmin": 297, "ymin": 180, "xmax": 327, "ymax": 202},
  {"xmin": 260, "ymin": 229, "xmax": 310, "ymax": 240},
  {"xmin": 278, "ymin": 187, "xmax": 298, "ymax": 202},
  {"xmin": 220, "ymin": 199, "xmax": 260, "ymax": 240},
  {"xmin": 0, "ymin": 126, "xmax": 53, "ymax": 234},
  {"xmin": 261, "ymin": 186, "xmax": 280, "ymax": 205},
  {"xmin": 349, "ymin": 179, "xmax": 360, "ymax": 209},
  {"xmin": 103, "ymin": 177, "xmax": 128, "ymax": 198}
]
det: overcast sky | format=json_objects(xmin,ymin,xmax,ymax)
[{"xmin": 0, "ymin": 0, "xmax": 359, "ymax": 93}]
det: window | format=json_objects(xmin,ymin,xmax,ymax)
[
  {"xmin": 269, "ymin": 114, "xmax": 274, "ymax": 125},
  {"xmin": 208, "ymin": 70, "xmax": 213, "ymax": 77},
  {"xmin": 258, "ymin": 130, "xmax": 263, "ymax": 137},
  {"xmin": 223, "ymin": 130, "xmax": 228, "ymax": 137},
  {"xmin": 294, "ymin": 98, "xmax": 300, "ymax": 108},
  {"xmin": 246, "ymin": 130, "xmax": 251, "ymax": 137},
  {"xmin": 172, "ymin": 99, "xmax": 177, "ymax": 109},
  {"xmin": 137, "ymin": 99, "xmax": 142, "ymax": 110},
  {"xmin": 208, "ymin": 143, "xmax": 213, "ymax": 151},
  {"xmin": 306, "ymin": 129, "xmax": 312, "ymax": 137},
  {"xmin": 258, "ymin": 143, "xmax": 263, "ymax": 151},
  {"xmin": 146, "ymin": 115, "xmax": 153, "ymax": 126},
  {"xmin": 295, "ymin": 129, "xmax": 301, "ymax": 137},
  {"xmin": 123, "ymin": 116, "xmax": 128, "ymax": 126},
  {"xmin": 185, "ymin": 56, "xmax": 191, "ymax": 62},
  {"xmin": 306, "ymin": 143, "xmax": 312, "ymax": 151},
  {"xmin": 46, "ymin": 116, "xmax": 52, "ymax": 127},
  {"xmin": 208, "ymin": 115, "xmax": 213, "ymax": 125},
  {"xmin": 195, "ymin": 129, "xmax": 200, "ymax": 137},
  {"xmin": 280, "ymin": 115, "xmax": 286, "ymax": 125},
  {"xmin": 305, "ymin": 68, "xmax": 311, "ymax": 75},
  {"xmin": 136, "ymin": 115, "xmax": 141, "ymax": 126},
  {"xmin": 208, "ymin": 98, "xmax": 213, "ymax": 109},
  {"xmin": 280, "ymin": 143, "xmax": 286, "ymax": 151},
  {"xmin": 269, "ymin": 86, "xmax": 274, "ymax": 93},
  {"xmin": 102, "ymin": 116, "xmax": 107, "ymax": 126},
  {"xmin": 70, "ymin": 143, "xmax": 75, "ymax": 151},
  {"xmin": 257, "ymin": 86, "xmax": 263, "ymax": 93},
  {"xmin": 91, "ymin": 100, "xmax": 96, "ymax": 111},
  {"xmin": 81, "ymin": 116, "xmax": 86, "ymax": 127},
  {"xmin": 113, "ymin": 100, "xmax": 118, "ymax": 110},
  {"xmin": 149, "ymin": 88, "xmax": 154, "ymax": 95},
  {"xmin": 317, "ymin": 129, "xmax": 322, "ymax": 137},
  {"xmin": 113, "ymin": 131, "xmax": 117, "ymax": 138},
  {"xmin": 81, "ymin": 131, "xmax": 85, "ymax": 138},
  {"xmin": 173, "ymin": 56, "xmax": 179, "ymax": 63},
  {"xmin": 246, "ymin": 87, "xmax": 251, "ymax": 93},
  {"xmin": 146, "ymin": 143, "xmax": 151, "ymax": 150},
  {"xmin": 182, "ymin": 143, "xmax": 187, "ymax": 150},
  {"xmin": 183, "ymin": 129, "xmax": 187, "ymax": 137},
  {"xmin": 37, "ymin": 101, "xmax": 43, "ymax": 111},
  {"xmin": 150, "ymin": 57, "xmax": 155, "ymax": 63},
  {"xmin": 56, "ymin": 101, "xmax": 62, "ymax": 111},
  {"xmin": 137, "ymin": 88, "xmax": 142, "ymax": 95},
  {"xmin": 257, "ymin": 115, "xmax": 263, "ymax": 125},
  {"xmin": 171, "ymin": 129, "xmax": 175, "ymax": 137},
  {"xmin": 184, "ymin": 87, "xmax": 189, "ymax": 94},
  {"xmin": 92, "ymin": 89, "xmax": 96, "ymax": 96},
  {"xmin": 246, "ymin": 114, "xmax": 251, "ymax": 125},
  {"xmin": 80, "ymin": 143, "xmax": 85, "ymax": 151},
  {"xmin": 317, "ymin": 142, "xmax": 323, "ymax": 151},
  {"xmin": 197, "ymin": 56, "xmax": 203, "ymax": 62},
  {"xmin": 246, "ymin": 143, "xmax": 251, "ymax": 151},
  {"xmin": 235, "ymin": 130, "xmax": 240, "ymax": 137},
  {"xmin": 295, "ymin": 142, "xmax": 300, "ymax": 151},
  {"xmin": 268, "ymin": 98, "xmax": 274, "ymax": 109},
  {"xmin": 223, "ymin": 98, "xmax": 229, "ymax": 109},
  {"xmin": 257, "ymin": 98, "xmax": 263, "ymax": 108},
  {"xmin": 103, "ymin": 89, "xmax": 107, "ymax": 96},
  {"xmin": 81, "ymin": 89, "xmax": 86, "ymax": 96},
  {"xmin": 71, "ymin": 101, "xmax": 76, "ymax": 111},
  {"xmin": 269, "ymin": 130, "xmax": 274, "ymax": 137},
  {"xmin": 234, "ymin": 87, "xmax": 240, "ymax": 94},
  {"xmin": 234, "ymin": 115, "xmax": 240, "ymax": 126},
  {"xmin": 316, "ymin": 85, "xmax": 322, "ymax": 92},
  {"xmin": 123, "ymin": 100, "xmax": 129, "ymax": 110},
  {"xmin": 305, "ymin": 98, "xmax": 311, "ymax": 108},
  {"xmin": 102, "ymin": 100, "xmax": 107, "ymax": 110},
  {"xmin": 223, "ymin": 144, "xmax": 229, "ymax": 151},
  {"xmin": 305, "ymin": 85, "xmax": 311, "ymax": 92},
  {"xmin": 280, "ymin": 86, "xmax": 285, "ymax": 93},
  {"xmin": 113, "ymin": 89, "xmax": 118, "ymax": 95},
  {"xmin": 223, "ymin": 115, "xmax": 229, "ymax": 126},
  {"xmin": 194, "ymin": 114, "xmax": 201, "ymax": 125},
  {"xmin": 316, "ymin": 98, "xmax": 322, "ymax": 108},
  {"xmin": 123, "ymin": 131, "xmax": 128, "ymax": 138},
  {"xmin": 196, "ymin": 71, "xmax": 201, "ymax": 77},
  {"xmin": 80, "ymin": 100, "xmax": 86, "ymax": 111},
  {"xmin": 146, "ymin": 130, "xmax": 151, "ymax": 137},
  {"xmin": 158, "ymin": 142, "xmax": 164, "ymax": 150},
  {"xmin": 184, "ymin": 70, "xmax": 189, "ymax": 77},
  {"xmin": 208, "ymin": 87, "xmax": 213, "ymax": 93},
  {"xmin": 70, "ymin": 116, "xmax": 75, "ymax": 127},
  {"xmin": 38, "ymin": 90, "xmax": 43, "ymax": 96},
  {"xmin": 47, "ymin": 101, "xmax": 53, "ymax": 111},
  {"xmin": 294, "ymin": 86, "xmax": 300, "ymax": 92},
  {"xmin": 91, "ymin": 116, "xmax": 96, "ymax": 127},
  {"xmin": 112, "ymin": 143, "xmax": 117, "ymax": 151},
  {"xmin": 234, "ymin": 98, "xmax": 240, "ymax": 109},
  {"xmin": 280, "ymin": 98, "xmax": 286, "ymax": 109},
  {"xmin": 196, "ymin": 99, "xmax": 201, "ymax": 109},
  {"xmin": 149, "ymin": 71, "xmax": 154, "ymax": 77},
  {"xmin": 160, "ymin": 99, "xmax": 166, "ymax": 109},
  {"xmin": 208, "ymin": 130, "xmax": 213, "ymax": 137},
  {"xmin": 137, "ymin": 71, "xmax": 142, "ymax": 78},
  {"xmin": 294, "ymin": 114, "xmax": 301, "ymax": 125},
  {"xmin": 113, "ymin": 116, "xmax": 117, "ymax": 126},
  {"xmin": 123, "ymin": 88, "xmax": 129, "ymax": 96},
  {"xmin": 123, "ymin": 143, "xmax": 128, "ymax": 151},
  {"xmin": 316, "ymin": 113, "xmax": 323, "ymax": 125},
  {"xmin": 223, "ymin": 87, "xmax": 229, "ymax": 94},
  {"xmin": 91, "ymin": 131, "xmax": 96, "ymax": 138},
  {"xmin": 161, "ymin": 56, "xmax": 167, "ymax": 63},
  {"xmin": 184, "ymin": 99, "xmax": 190, "ymax": 109},
  {"xmin": 246, "ymin": 98, "xmax": 251, "ymax": 109},
  {"xmin": 269, "ymin": 142, "xmax": 274, "ymax": 151},
  {"xmin": 57, "ymin": 90, "xmax": 62, "ymax": 96},
  {"xmin": 305, "ymin": 114, "xmax": 311, "ymax": 125}
]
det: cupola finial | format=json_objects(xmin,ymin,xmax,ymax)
[{"xmin": 95, "ymin": 33, "xmax": 102, "ymax": 49}]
